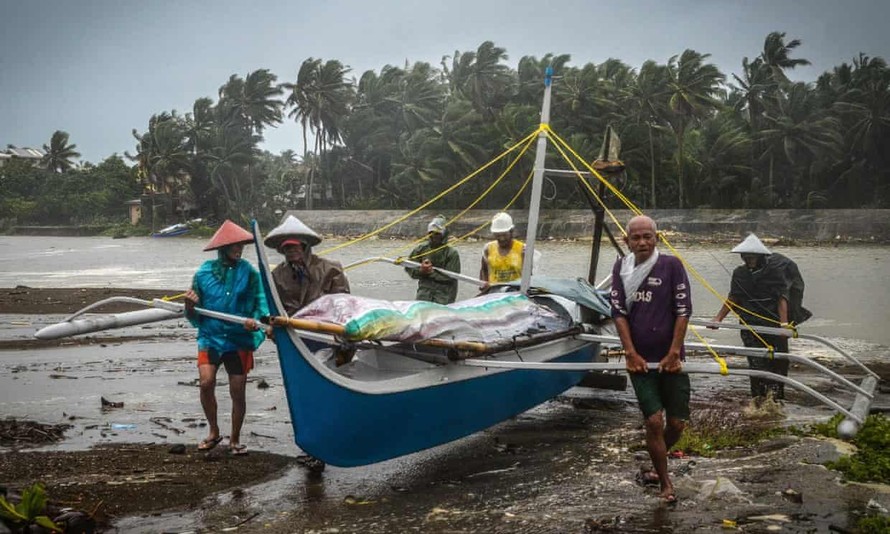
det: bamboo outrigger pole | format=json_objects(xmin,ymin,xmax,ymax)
[{"xmin": 344, "ymin": 256, "xmax": 485, "ymax": 287}]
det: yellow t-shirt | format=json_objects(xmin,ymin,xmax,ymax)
[{"xmin": 485, "ymin": 240, "xmax": 524, "ymax": 283}]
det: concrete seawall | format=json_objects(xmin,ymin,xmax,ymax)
[{"xmin": 285, "ymin": 209, "xmax": 890, "ymax": 243}]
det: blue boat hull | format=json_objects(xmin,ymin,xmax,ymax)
[
  {"xmin": 253, "ymin": 224, "xmax": 598, "ymax": 466},
  {"xmin": 273, "ymin": 328, "xmax": 595, "ymax": 466}
]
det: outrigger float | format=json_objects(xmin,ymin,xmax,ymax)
[{"xmin": 37, "ymin": 69, "xmax": 879, "ymax": 466}]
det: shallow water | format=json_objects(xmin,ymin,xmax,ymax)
[
  {"xmin": 1, "ymin": 235, "xmax": 889, "ymax": 532},
  {"xmin": 1, "ymin": 235, "xmax": 889, "ymax": 344}
]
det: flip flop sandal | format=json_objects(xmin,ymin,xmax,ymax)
[
  {"xmin": 231, "ymin": 444, "xmax": 248, "ymax": 455},
  {"xmin": 198, "ymin": 436, "xmax": 223, "ymax": 451}
]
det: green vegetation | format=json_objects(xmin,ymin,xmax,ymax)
[
  {"xmin": 673, "ymin": 400, "xmax": 784, "ymax": 457},
  {"xmin": 0, "ymin": 483, "xmax": 60, "ymax": 532},
  {"xmin": 857, "ymin": 514, "xmax": 890, "ymax": 534},
  {"xmin": 814, "ymin": 414, "xmax": 890, "ymax": 484},
  {"xmin": 1, "ymin": 154, "xmax": 141, "ymax": 226},
  {"xmin": 3, "ymin": 31, "xmax": 889, "ymax": 229}
]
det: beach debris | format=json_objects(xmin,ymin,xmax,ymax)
[
  {"xmin": 256, "ymin": 379, "xmax": 270, "ymax": 389},
  {"xmin": 150, "ymin": 417, "xmax": 185, "ymax": 434},
  {"xmin": 0, "ymin": 419, "xmax": 71, "ymax": 447},
  {"xmin": 53, "ymin": 509, "xmax": 96, "ymax": 533},
  {"xmin": 100, "ymin": 397, "xmax": 124, "ymax": 409},
  {"xmin": 249, "ymin": 431, "xmax": 276, "ymax": 440},
  {"xmin": 867, "ymin": 498, "xmax": 888, "ymax": 514},
  {"xmin": 747, "ymin": 514, "xmax": 791, "ymax": 523},
  {"xmin": 780, "ymin": 488, "xmax": 803, "ymax": 504},
  {"xmin": 584, "ymin": 515, "xmax": 625, "ymax": 531},
  {"xmin": 168, "ymin": 444, "xmax": 186, "ymax": 455},
  {"xmin": 344, "ymin": 495, "xmax": 375, "ymax": 506},
  {"xmin": 111, "ymin": 424, "xmax": 136, "ymax": 430},
  {"xmin": 466, "ymin": 462, "xmax": 521, "ymax": 478},
  {"xmin": 220, "ymin": 512, "xmax": 259, "ymax": 531},
  {"xmin": 673, "ymin": 476, "xmax": 747, "ymax": 502},
  {"xmin": 48, "ymin": 374, "xmax": 78, "ymax": 379}
]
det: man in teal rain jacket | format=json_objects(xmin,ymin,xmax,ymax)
[
  {"xmin": 184, "ymin": 220, "xmax": 268, "ymax": 455},
  {"xmin": 405, "ymin": 215, "xmax": 461, "ymax": 304}
]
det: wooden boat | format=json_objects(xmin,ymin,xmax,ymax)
[
  {"xmin": 36, "ymin": 69, "xmax": 879, "ymax": 466},
  {"xmin": 253, "ymin": 224, "xmax": 603, "ymax": 466},
  {"xmin": 248, "ymin": 68, "xmax": 629, "ymax": 466}
]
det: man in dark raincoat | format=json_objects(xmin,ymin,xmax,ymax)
[
  {"xmin": 405, "ymin": 215, "xmax": 461, "ymax": 304},
  {"xmin": 711, "ymin": 233, "xmax": 811, "ymax": 400}
]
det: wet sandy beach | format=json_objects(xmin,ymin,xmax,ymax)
[{"xmin": 1, "ymin": 286, "xmax": 889, "ymax": 532}]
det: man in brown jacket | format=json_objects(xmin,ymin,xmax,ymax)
[{"xmin": 264, "ymin": 215, "xmax": 350, "ymax": 316}]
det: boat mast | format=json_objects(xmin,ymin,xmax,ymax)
[{"xmin": 519, "ymin": 67, "xmax": 553, "ymax": 294}]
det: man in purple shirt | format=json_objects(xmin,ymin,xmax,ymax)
[{"xmin": 610, "ymin": 215, "xmax": 691, "ymax": 504}]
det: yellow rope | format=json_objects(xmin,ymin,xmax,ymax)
[
  {"xmin": 543, "ymin": 128, "xmax": 629, "ymax": 238},
  {"xmin": 161, "ymin": 292, "xmax": 187, "ymax": 301},
  {"xmin": 389, "ymin": 134, "xmax": 538, "ymax": 262},
  {"xmin": 546, "ymin": 126, "xmax": 776, "ymax": 352},
  {"xmin": 689, "ymin": 326, "xmax": 729, "ymax": 374},
  {"xmin": 318, "ymin": 129, "xmax": 539, "ymax": 256},
  {"xmin": 386, "ymin": 166, "xmax": 537, "ymax": 270}
]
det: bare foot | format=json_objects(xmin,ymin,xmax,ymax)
[{"xmin": 657, "ymin": 486, "xmax": 677, "ymax": 504}]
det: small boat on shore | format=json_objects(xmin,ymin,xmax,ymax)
[
  {"xmin": 151, "ymin": 223, "xmax": 189, "ymax": 238},
  {"xmin": 151, "ymin": 218, "xmax": 203, "ymax": 238}
]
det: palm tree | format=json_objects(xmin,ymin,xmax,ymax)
[
  {"xmin": 760, "ymin": 32, "xmax": 811, "ymax": 86},
  {"xmin": 820, "ymin": 54, "xmax": 890, "ymax": 206},
  {"xmin": 758, "ymin": 83, "xmax": 843, "ymax": 205},
  {"xmin": 42, "ymin": 131, "xmax": 80, "ymax": 172},
  {"xmin": 624, "ymin": 60, "xmax": 669, "ymax": 207},
  {"xmin": 447, "ymin": 41, "xmax": 512, "ymax": 120},
  {"xmin": 664, "ymin": 50, "xmax": 726, "ymax": 207},
  {"xmin": 217, "ymin": 70, "xmax": 283, "ymax": 136},
  {"xmin": 687, "ymin": 116, "xmax": 752, "ymax": 207},
  {"xmin": 204, "ymin": 122, "xmax": 257, "ymax": 218},
  {"xmin": 283, "ymin": 58, "xmax": 354, "ymax": 208}
]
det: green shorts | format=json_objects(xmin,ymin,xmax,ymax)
[{"xmin": 629, "ymin": 371, "xmax": 691, "ymax": 419}]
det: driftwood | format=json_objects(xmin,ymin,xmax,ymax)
[{"xmin": 0, "ymin": 418, "xmax": 72, "ymax": 446}]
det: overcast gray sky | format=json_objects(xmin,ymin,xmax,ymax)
[{"xmin": 2, "ymin": 0, "xmax": 888, "ymax": 163}]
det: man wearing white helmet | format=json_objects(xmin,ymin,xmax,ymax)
[
  {"xmin": 479, "ymin": 212, "xmax": 529, "ymax": 289},
  {"xmin": 711, "ymin": 233, "xmax": 810, "ymax": 400},
  {"xmin": 264, "ymin": 215, "xmax": 350, "ymax": 316},
  {"xmin": 405, "ymin": 214, "xmax": 461, "ymax": 304}
]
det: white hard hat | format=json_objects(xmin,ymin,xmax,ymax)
[
  {"xmin": 731, "ymin": 233, "xmax": 771, "ymax": 255},
  {"xmin": 490, "ymin": 212, "xmax": 514, "ymax": 233}
]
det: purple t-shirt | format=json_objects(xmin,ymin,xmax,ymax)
[{"xmin": 610, "ymin": 254, "xmax": 692, "ymax": 363}]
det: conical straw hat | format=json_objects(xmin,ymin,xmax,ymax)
[
  {"xmin": 731, "ymin": 233, "xmax": 772, "ymax": 255},
  {"xmin": 264, "ymin": 215, "xmax": 322, "ymax": 250},
  {"xmin": 203, "ymin": 220, "xmax": 254, "ymax": 251}
]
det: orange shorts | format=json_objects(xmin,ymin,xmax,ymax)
[{"xmin": 197, "ymin": 349, "xmax": 254, "ymax": 375}]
